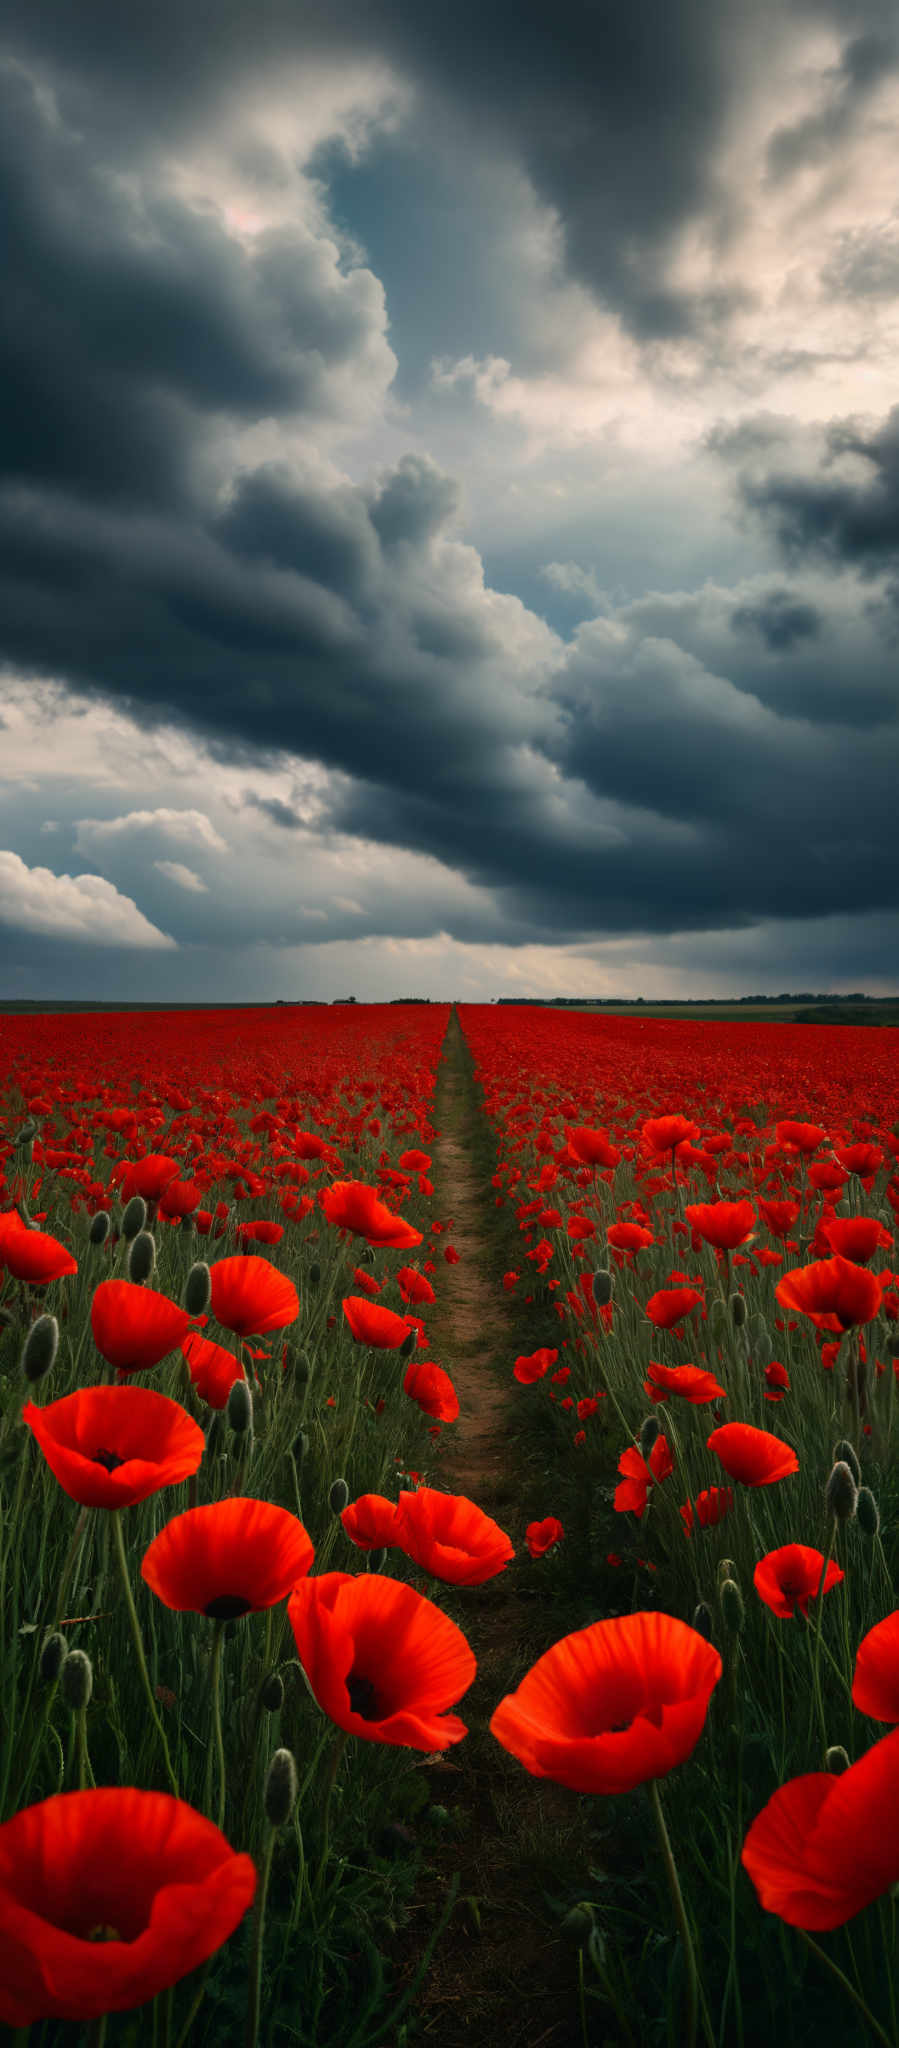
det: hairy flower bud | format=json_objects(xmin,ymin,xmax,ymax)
[
  {"xmin": 39, "ymin": 1631, "xmax": 68, "ymax": 1685},
  {"xmin": 692, "ymin": 1601, "xmax": 714, "ymax": 1641},
  {"xmin": 89, "ymin": 1210, "xmax": 111, "ymax": 1247},
  {"xmin": 15, "ymin": 1119, "xmax": 38, "ymax": 1148},
  {"xmin": 747, "ymin": 1313, "xmax": 773, "ymax": 1365},
  {"xmin": 856, "ymin": 1486, "xmax": 880, "ymax": 1538},
  {"xmin": 825, "ymin": 1460, "xmax": 858, "ymax": 1523},
  {"xmin": 121, "ymin": 1195, "xmax": 147, "ymax": 1242},
  {"xmin": 21, "ymin": 1313, "xmax": 59, "ymax": 1385},
  {"xmin": 226, "ymin": 1378, "xmax": 253, "ymax": 1435},
  {"xmin": 127, "ymin": 1230, "xmax": 156, "ymax": 1284},
  {"xmin": 264, "ymin": 1747, "xmax": 298, "ymax": 1828},
  {"xmin": 61, "ymin": 1648, "xmax": 93, "ymax": 1712},
  {"xmin": 368, "ymin": 1546, "xmax": 388, "ymax": 1573},
  {"xmin": 639, "ymin": 1414, "xmax": 661, "ymax": 1461},
  {"xmin": 708, "ymin": 1298, "xmax": 729, "ymax": 1338},
  {"xmin": 730, "ymin": 1293, "xmax": 747, "ymax": 1329},
  {"xmin": 400, "ymin": 1329, "xmax": 418, "ymax": 1360},
  {"xmin": 183, "ymin": 1261, "xmax": 212, "ymax": 1317},
  {"xmin": 308, "ymin": 1262, "xmax": 321, "ymax": 1288},
  {"xmin": 592, "ymin": 1267, "xmax": 613, "ymax": 1307},
  {"xmin": 358, "ymin": 1244, "xmax": 376, "ymax": 1268},
  {"xmin": 284, "ymin": 1344, "xmax": 309, "ymax": 1384},
  {"xmin": 719, "ymin": 1579, "xmax": 745, "ymax": 1633},
  {"xmin": 260, "ymin": 1671, "xmax": 284, "ymax": 1714},
  {"xmin": 329, "ymin": 1476, "xmax": 350, "ymax": 1514},
  {"xmin": 717, "ymin": 1557, "xmax": 738, "ymax": 1589},
  {"xmin": 832, "ymin": 1439, "xmax": 861, "ymax": 1486},
  {"xmin": 825, "ymin": 1745, "xmax": 851, "ymax": 1775},
  {"xmin": 292, "ymin": 1431, "xmax": 309, "ymax": 1465}
]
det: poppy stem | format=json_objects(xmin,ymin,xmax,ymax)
[
  {"xmin": 245, "ymin": 1826, "xmax": 276, "ymax": 2048},
  {"xmin": 205, "ymin": 1619, "xmax": 228, "ymax": 1831},
  {"xmin": 796, "ymin": 1930, "xmax": 897, "ymax": 2048},
  {"xmin": 316, "ymin": 1727, "xmax": 349, "ymax": 1891},
  {"xmin": 649, "ymin": 1776, "xmax": 701, "ymax": 2048},
  {"xmin": 111, "ymin": 1509, "xmax": 179, "ymax": 1798},
  {"xmin": 808, "ymin": 1523, "xmax": 838, "ymax": 1756}
]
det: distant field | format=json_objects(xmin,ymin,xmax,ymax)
[{"xmin": 548, "ymin": 1001, "xmax": 899, "ymax": 1024}]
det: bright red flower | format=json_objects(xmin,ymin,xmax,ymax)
[
  {"xmin": 775, "ymin": 1255, "xmax": 882, "ymax": 1333},
  {"xmin": 141, "ymin": 1498, "xmax": 314, "ymax": 1618},
  {"xmin": 321, "ymin": 1180, "xmax": 423, "ymax": 1248},
  {"xmin": 680, "ymin": 1487, "xmax": 733, "ymax": 1536},
  {"xmin": 565, "ymin": 1127, "xmax": 620, "ymax": 1168},
  {"xmin": 775, "ymin": 1122, "xmax": 828, "ymax": 1155},
  {"xmin": 158, "ymin": 1179, "xmax": 202, "ymax": 1221},
  {"xmin": 764, "ymin": 1361, "xmax": 791, "ymax": 1401},
  {"xmin": 235, "ymin": 1220, "xmax": 284, "ymax": 1246},
  {"xmin": 684, "ymin": 1200, "xmax": 755, "ymax": 1250},
  {"xmin": 396, "ymin": 1267, "xmax": 436, "ymax": 1306},
  {"xmin": 342, "ymin": 1296, "xmax": 414, "ymax": 1349},
  {"xmin": 181, "ymin": 1330, "xmax": 245, "ymax": 1409},
  {"xmin": 852, "ymin": 1612, "xmax": 899, "ymax": 1723},
  {"xmin": 398, "ymin": 1149, "xmax": 432, "ymax": 1172},
  {"xmin": 287, "ymin": 1572, "xmax": 476, "ymax": 1749},
  {"xmin": 340, "ymin": 1494, "xmax": 400, "ymax": 1551},
  {"xmin": 606, "ymin": 1222, "xmax": 655, "ymax": 1257},
  {"xmin": 513, "ymin": 1347, "xmax": 559, "ymax": 1383},
  {"xmin": 758, "ymin": 1199, "xmax": 801, "ymax": 1240},
  {"xmin": 351, "ymin": 1267, "xmax": 381, "ymax": 1298},
  {"xmin": 614, "ymin": 1434, "xmax": 673, "ymax": 1517},
  {"xmin": 645, "ymin": 1287, "xmax": 703, "ymax": 1330},
  {"xmin": 490, "ymin": 1611, "xmax": 721, "ymax": 1794},
  {"xmin": 23, "ymin": 1387, "xmax": 204, "ymax": 1510},
  {"xmin": 834, "ymin": 1142, "xmax": 884, "ymax": 1180},
  {"xmin": 403, "ymin": 1358, "xmax": 460, "ymax": 1422},
  {"xmin": 707, "ymin": 1423, "xmax": 799, "ymax": 1487},
  {"xmin": 641, "ymin": 1116, "xmax": 701, "ymax": 1155},
  {"xmin": 753, "ymin": 1543, "xmax": 844, "ymax": 1618},
  {"xmin": 819, "ymin": 1216, "xmax": 892, "ymax": 1265},
  {"xmin": 392, "ymin": 1487, "xmax": 515, "ymax": 1586},
  {"xmin": 0, "ymin": 1788, "xmax": 255, "ymax": 2025},
  {"xmin": 119, "ymin": 1155, "xmax": 182, "ymax": 1202},
  {"xmin": 91, "ymin": 1280, "xmax": 190, "ymax": 1375},
  {"xmin": 525, "ymin": 1517, "xmax": 564, "ymax": 1559},
  {"xmin": 209, "ymin": 1255, "xmax": 298, "ymax": 1337},
  {"xmin": 644, "ymin": 1361, "xmax": 725, "ymax": 1405},
  {"xmin": 0, "ymin": 1214, "xmax": 77, "ymax": 1284},
  {"xmin": 741, "ymin": 1726, "xmax": 899, "ymax": 1928}
]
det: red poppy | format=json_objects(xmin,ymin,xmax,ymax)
[
  {"xmin": 607, "ymin": 1222, "xmax": 655, "ymax": 1258},
  {"xmin": 396, "ymin": 1267, "xmax": 436, "ymax": 1306},
  {"xmin": 565, "ymin": 1127, "xmax": 620, "ymax": 1168},
  {"xmin": 23, "ymin": 1387, "xmax": 204, "ymax": 1510},
  {"xmin": 685, "ymin": 1200, "xmax": 755, "ymax": 1251},
  {"xmin": 287, "ymin": 1572, "xmax": 476, "ymax": 1749},
  {"xmin": 403, "ymin": 1358, "xmax": 460, "ymax": 1422},
  {"xmin": 351, "ymin": 1267, "xmax": 381, "ymax": 1298},
  {"xmin": 119, "ymin": 1155, "xmax": 182, "ymax": 1202},
  {"xmin": 181, "ymin": 1330, "xmax": 246, "ymax": 1409},
  {"xmin": 490, "ymin": 1610, "xmax": 721, "ymax": 1794},
  {"xmin": 614, "ymin": 1434, "xmax": 674, "ymax": 1517},
  {"xmin": 0, "ymin": 1787, "xmax": 255, "ymax": 2025},
  {"xmin": 526, "ymin": 1517, "xmax": 564, "ymax": 1559},
  {"xmin": 513, "ymin": 1347, "xmax": 559, "ymax": 1384},
  {"xmin": 158, "ymin": 1179, "xmax": 202, "ymax": 1221},
  {"xmin": 808, "ymin": 1160, "xmax": 848, "ymax": 1193},
  {"xmin": 753, "ymin": 1544, "xmax": 844, "ymax": 1619},
  {"xmin": 91, "ymin": 1280, "xmax": 190, "ymax": 1375},
  {"xmin": 0, "ymin": 1214, "xmax": 77, "ymax": 1285},
  {"xmin": 645, "ymin": 1287, "xmax": 703, "ymax": 1331},
  {"xmin": 321, "ymin": 1180, "xmax": 423, "ymax": 1248},
  {"xmin": 342, "ymin": 1296, "xmax": 415, "ymax": 1349},
  {"xmin": 641, "ymin": 1116, "xmax": 701, "ymax": 1155},
  {"xmin": 774, "ymin": 1122, "xmax": 828, "ymax": 1155},
  {"xmin": 852, "ymin": 1612, "xmax": 899, "ymax": 1722},
  {"xmin": 340, "ymin": 1494, "xmax": 400, "ymax": 1551},
  {"xmin": 680, "ymin": 1487, "xmax": 733, "ymax": 1536},
  {"xmin": 398, "ymin": 1149, "xmax": 431, "ymax": 1172},
  {"xmin": 235, "ymin": 1220, "xmax": 284, "ymax": 1246},
  {"xmin": 764, "ymin": 1361, "xmax": 791, "ymax": 1401},
  {"xmin": 707, "ymin": 1423, "xmax": 799, "ymax": 1487},
  {"xmin": 775, "ymin": 1255, "xmax": 882, "ymax": 1333},
  {"xmin": 834, "ymin": 1142, "xmax": 883, "ymax": 1180},
  {"xmin": 758, "ymin": 1199, "xmax": 801, "ymax": 1240},
  {"xmin": 644, "ymin": 1361, "xmax": 726, "ymax": 1405},
  {"xmin": 741, "ymin": 1726, "xmax": 899, "ymax": 1928},
  {"xmin": 141, "ymin": 1498, "xmax": 314, "ymax": 1618},
  {"xmin": 391, "ymin": 1487, "xmax": 515, "ymax": 1586},
  {"xmin": 819, "ymin": 1216, "xmax": 892, "ymax": 1265},
  {"xmin": 209, "ymin": 1255, "xmax": 298, "ymax": 1337}
]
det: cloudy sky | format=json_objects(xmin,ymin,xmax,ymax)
[{"xmin": 2, "ymin": 0, "xmax": 899, "ymax": 1001}]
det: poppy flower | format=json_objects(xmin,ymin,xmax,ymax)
[
  {"xmin": 641, "ymin": 1116, "xmax": 701, "ymax": 1155},
  {"xmin": 141, "ymin": 1498, "xmax": 314, "ymax": 1619},
  {"xmin": 775, "ymin": 1255, "xmax": 882, "ymax": 1333},
  {"xmin": 764, "ymin": 1361, "xmax": 791, "ymax": 1401},
  {"xmin": 852, "ymin": 1612, "xmax": 899, "ymax": 1722},
  {"xmin": 758, "ymin": 1199, "xmax": 801, "ymax": 1240},
  {"xmin": 119, "ymin": 1155, "xmax": 182, "ymax": 1202},
  {"xmin": 340, "ymin": 1494, "xmax": 400, "ymax": 1551},
  {"xmin": 606, "ymin": 1222, "xmax": 655, "ymax": 1258},
  {"xmin": 707, "ymin": 1423, "xmax": 799, "ymax": 1488},
  {"xmin": 398, "ymin": 1149, "xmax": 432, "ymax": 1172},
  {"xmin": 834, "ymin": 1142, "xmax": 883, "ymax": 1180},
  {"xmin": 321, "ymin": 1180, "xmax": 423, "ymax": 1249},
  {"xmin": 513, "ymin": 1347, "xmax": 559, "ymax": 1384},
  {"xmin": 741, "ymin": 1726, "xmax": 899, "ymax": 1928},
  {"xmin": 235, "ymin": 1220, "xmax": 284, "ymax": 1247},
  {"xmin": 0, "ymin": 1787, "xmax": 255, "ymax": 2025},
  {"xmin": 680, "ymin": 1487, "xmax": 733, "ymax": 1536},
  {"xmin": 685, "ymin": 1200, "xmax": 755, "ymax": 1252},
  {"xmin": 819, "ymin": 1216, "xmax": 892, "ymax": 1265},
  {"xmin": 774, "ymin": 1122, "xmax": 828, "ymax": 1155},
  {"xmin": 181, "ymin": 1330, "xmax": 246, "ymax": 1410},
  {"xmin": 23, "ymin": 1387, "xmax": 204, "ymax": 1511},
  {"xmin": 351, "ymin": 1267, "xmax": 381, "ymax": 1298},
  {"xmin": 403, "ymin": 1358, "xmax": 460, "ymax": 1422},
  {"xmin": 0, "ymin": 1214, "xmax": 78, "ymax": 1285},
  {"xmin": 614, "ymin": 1434, "xmax": 673, "ymax": 1517},
  {"xmin": 490, "ymin": 1610, "xmax": 721, "ymax": 1795},
  {"xmin": 644, "ymin": 1361, "xmax": 726, "ymax": 1405},
  {"xmin": 392, "ymin": 1487, "xmax": 515, "ymax": 1586},
  {"xmin": 209, "ymin": 1255, "xmax": 298, "ymax": 1337},
  {"xmin": 91, "ymin": 1281, "xmax": 190, "ymax": 1375},
  {"xmin": 158, "ymin": 1179, "xmax": 202, "ymax": 1221},
  {"xmin": 566, "ymin": 1127, "xmax": 620, "ymax": 1168},
  {"xmin": 396, "ymin": 1267, "xmax": 436, "ymax": 1307},
  {"xmin": 753, "ymin": 1544, "xmax": 844, "ymax": 1619},
  {"xmin": 342, "ymin": 1296, "xmax": 415, "ymax": 1349},
  {"xmin": 287, "ymin": 1572, "xmax": 476, "ymax": 1749},
  {"xmin": 645, "ymin": 1288, "xmax": 704, "ymax": 1331},
  {"xmin": 526, "ymin": 1517, "xmax": 564, "ymax": 1559}
]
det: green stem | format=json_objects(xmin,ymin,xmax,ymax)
[
  {"xmin": 797, "ymin": 1930, "xmax": 897, "ymax": 2048},
  {"xmin": 111, "ymin": 1510, "xmax": 179, "ymax": 1797},
  {"xmin": 246, "ymin": 1828, "xmax": 276, "ymax": 2048},
  {"xmin": 809, "ymin": 1522, "xmax": 838, "ymax": 1756},
  {"xmin": 649, "ymin": 1776, "xmax": 703, "ymax": 2048},
  {"xmin": 316, "ymin": 1727, "xmax": 349, "ymax": 1891},
  {"xmin": 205, "ymin": 1620, "xmax": 227, "ymax": 1830}
]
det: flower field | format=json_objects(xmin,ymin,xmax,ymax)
[{"xmin": 2, "ymin": 999, "xmax": 899, "ymax": 2046}]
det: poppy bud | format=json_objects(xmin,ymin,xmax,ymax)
[
  {"xmin": 308, "ymin": 1262, "xmax": 321, "ymax": 1288},
  {"xmin": 180, "ymin": 1214, "xmax": 195, "ymax": 1236},
  {"xmin": 227, "ymin": 1378, "xmax": 253, "ymax": 1435},
  {"xmin": 89, "ymin": 1210, "xmax": 111, "ymax": 1246},
  {"xmin": 730, "ymin": 1293, "xmax": 747, "ymax": 1328},
  {"xmin": 719, "ymin": 1579, "xmax": 745, "ymax": 1633},
  {"xmin": 286, "ymin": 1346, "xmax": 310, "ymax": 1384},
  {"xmin": 264, "ymin": 1746, "xmax": 298, "ymax": 1828},
  {"xmin": 708, "ymin": 1298, "xmax": 729, "ymax": 1337},
  {"xmin": 561, "ymin": 1903, "xmax": 596, "ymax": 1942},
  {"xmin": 400, "ymin": 1329, "xmax": 417, "ymax": 1360},
  {"xmin": 39, "ymin": 1631, "xmax": 68, "ymax": 1685},
  {"xmin": 692, "ymin": 1601, "xmax": 714, "ymax": 1640},
  {"xmin": 825, "ymin": 1460, "xmax": 858, "ymax": 1523},
  {"xmin": 292, "ymin": 1431, "xmax": 309, "ymax": 1464},
  {"xmin": 747, "ymin": 1313, "xmax": 772, "ymax": 1364},
  {"xmin": 61, "ymin": 1648, "xmax": 93, "ymax": 1712},
  {"xmin": 825, "ymin": 1745, "xmax": 851, "ymax": 1775},
  {"xmin": 639, "ymin": 1415, "xmax": 661, "ymax": 1460},
  {"xmin": 329, "ymin": 1477, "xmax": 350, "ymax": 1514},
  {"xmin": 592, "ymin": 1268, "xmax": 613, "ymax": 1307},
  {"xmin": 15, "ymin": 1119, "xmax": 38, "ymax": 1148},
  {"xmin": 368, "ymin": 1546, "xmax": 389, "ymax": 1573},
  {"xmin": 358, "ymin": 1245, "xmax": 376, "ymax": 1267},
  {"xmin": 183, "ymin": 1261, "xmax": 212, "ymax": 1317},
  {"xmin": 716, "ymin": 1557, "xmax": 738, "ymax": 1589},
  {"xmin": 261, "ymin": 1671, "xmax": 284, "ymax": 1713},
  {"xmin": 832, "ymin": 1439, "xmax": 861, "ymax": 1485},
  {"xmin": 856, "ymin": 1486, "xmax": 880, "ymax": 1538},
  {"xmin": 21, "ymin": 1312, "xmax": 59, "ymax": 1384},
  {"xmin": 127, "ymin": 1230, "xmax": 156, "ymax": 1284},
  {"xmin": 121, "ymin": 1195, "xmax": 147, "ymax": 1241}
]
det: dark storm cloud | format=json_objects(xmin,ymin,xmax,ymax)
[
  {"xmin": 765, "ymin": 28, "xmax": 899, "ymax": 182},
  {"xmin": 728, "ymin": 590, "xmax": 821, "ymax": 650},
  {"xmin": 712, "ymin": 403, "xmax": 899, "ymax": 583}
]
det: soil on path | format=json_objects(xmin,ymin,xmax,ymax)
[{"xmin": 390, "ymin": 1008, "xmax": 597, "ymax": 2048}]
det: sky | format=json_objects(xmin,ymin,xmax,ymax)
[{"xmin": 1, "ymin": 0, "xmax": 899, "ymax": 1002}]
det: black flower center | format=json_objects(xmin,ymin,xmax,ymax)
[
  {"xmin": 88, "ymin": 1923, "xmax": 122, "ymax": 1942},
  {"xmin": 204, "ymin": 1593, "xmax": 253, "ymax": 1620},
  {"xmin": 92, "ymin": 1447, "xmax": 126, "ymax": 1472},
  {"xmin": 346, "ymin": 1672, "xmax": 383, "ymax": 1721}
]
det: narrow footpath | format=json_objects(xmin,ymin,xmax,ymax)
[{"xmin": 391, "ymin": 1008, "xmax": 597, "ymax": 2048}]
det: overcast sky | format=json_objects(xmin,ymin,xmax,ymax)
[{"xmin": 2, "ymin": 0, "xmax": 899, "ymax": 1001}]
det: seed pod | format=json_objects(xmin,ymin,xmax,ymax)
[
  {"xmin": 592, "ymin": 1268, "xmax": 613, "ymax": 1307},
  {"xmin": 730, "ymin": 1293, "xmax": 747, "ymax": 1329},
  {"xmin": 183, "ymin": 1262, "xmax": 212, "ymax": 1317},
  {"xmin": 692, "ymin": 1601, "xmax": 713, "ymax": 1641},
  {"xmin": 639, "ymin": 1414, "xmax": 661, "ymax": 1461},
  {"xmin": 856, "ymin": 1486, "xmax": 880, "ymax": 1538},
  {"xmin": 61, "ymin": 1648, "xmax": 93, "ymax": 1712},
  {"xmin": 89, "ymin": 1210, "xmax": 111, "ymax": 1247},
  {"xmin": 226, "ymin": 1378, "xmax": 253, "ymax": 1435},
  {"xmin": 127, "ymin": 1231, "xmax": 156, "ymax": 1284},
  {"xmin": 825, "ymin": 1745, "xmax": 851, "ymax": 1775},
  {"xmin": 719, "ymin": 1579, "xmax": 745, "ymax": 1633},
  {"xmin": 329, "ymin": 1477, "xmax": 350, "ymax": 1514},
  {"xmin": 261, "ymin": 1671, "xmax": 284, "ymax": 1714},
  {"xmin": 264, "ymin": 1747, "xmax": 298, "ymax": 1828},
  {"xmin": 825, "ymin": 1460, "xmax": 858, "ymax": 1523},
  {"xmin": 39, "ymin": 1632, "xmax": 68, "ymax": 1685},
  {"xmin": 832, "ymin": 1439, "xmax": 861, "ymax": 1486},
  {"xmin": 400, "ymin": 1329, "xmax": 418, "ymax": 1360},
  {"xmin": 121, "ymin": 1195, "xmax": 147, "ymax": 1242},
  {"xmin": 22, "ymin": 1313, "xmax": 59, "ymax": 1385}
]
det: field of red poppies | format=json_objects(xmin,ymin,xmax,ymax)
[{"xmin": 2, "ymin": 1000, "xmax": 899, "ymax": 2047}]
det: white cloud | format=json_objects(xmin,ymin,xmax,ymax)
[
  {"xmin": 153, "ymin": 859, "xmax": 209, "ymax": 893},
  {"xmin": 74, "ymin": 808, "xmax": 227, "ymax": 853},
  {"xmin": 0, "ymin": 851, "xmax": 177, "ymax": 948},
  {"xmin": 332, "ymin": 894, "xmax": 364, "ymax": 914}
]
